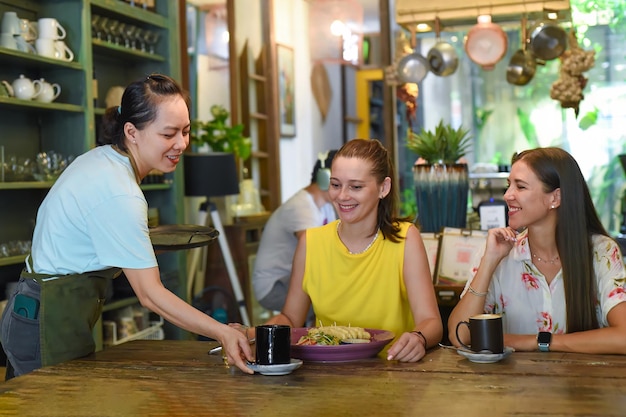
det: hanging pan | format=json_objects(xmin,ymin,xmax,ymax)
[
  {"xmin": 396, "ymin": 27, "xmax": 430, "ymax": 84},
  {"xmin": 427, "ymin": 17, "xmax": 458, "ymax": 77},
  {"xmin": 528, "ymin": 11, "xmax": 568, "ymax": 61},
  {"xmin": 506, "ymin": 16, "xmax": 537, "ymax": 86}
]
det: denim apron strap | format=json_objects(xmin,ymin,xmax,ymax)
[{"xmin": 24, "ymin": 266, "xmax": 121, "ymax": 368}]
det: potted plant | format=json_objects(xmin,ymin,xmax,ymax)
[
  {"xmin": 406, "ymin": 120, "xmax": 473, "ymax": 233},
  {"xmin": 191, "ymin": 104, "xmax": 252, "ymax": 161},
  {"xmin": 407, "ymin": 119, "xmax": 472, "ymax": 164}
]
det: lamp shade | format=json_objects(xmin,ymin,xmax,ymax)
[{"xmin": 184, "ymin": 152, "xmax": 239, "ymax": 197}]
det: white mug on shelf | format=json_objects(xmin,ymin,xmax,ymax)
[
  {"xmin": 19, "ymin": 19, "xmax": 38, "ymax": 42},
  {"xmin": 37, "ymin": 17, "xmax": 66, "ymax": 40},
  {"xmin": 15, "ymin": 35, "xmax": 37, "ymax": 54},
  {"xmin": 0, "ymin": 32, "xmax": 18, "ymax": 50},
  {"xmin": 35, "ymin": 79, "xmax": 61, "ymax": 103},
  {"xmin": 1, "ymin": 11, "xmax": 20, "ymax": 35},
  {"xmin": 35, "ymin": 37, "xmax": 56, "ymax": 58},
  {"xmin": 54, "ymin": 40, "xmax": 74, "ymax": 61}
]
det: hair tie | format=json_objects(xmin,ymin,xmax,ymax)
[{"xmin": 117, "ymin": 105, "xmax": 121, "ymax": 114}]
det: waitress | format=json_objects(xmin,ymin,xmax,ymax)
[{"xmin": 0, "ymin": 74, "xmax": 254, "ymax": 379}]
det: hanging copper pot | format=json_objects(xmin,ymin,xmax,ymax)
[{"xmin": 506, "ymin": 16, "xmax": 537, "ymax": 86}]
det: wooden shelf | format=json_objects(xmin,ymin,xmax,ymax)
[
  {"xmin": 91, "ymin": 0, "xmax": 169, "ymax": 27},
  {"xmin": 0, "ymin": 181, "xmax": 53, "ymax": 190},
  {"xmin": 0, "ymin": 97, "xmax": 84, "ymax": 113},
  {"xmin": 103, "ymin": 296, "xmax": 139, "ymax": 312},
  {"xmin": 0, "ymin": 255, "xmax": 27, "ymax": 267},
  {"xmin": 239, "ymin": 41, "xmax": 280, "ymax": 211},
  {"xmin": 92, "ymin": 39, "xmax": 166, "ymax": 62},
  {"xmin": 249, "ymin": 73, "xmax": 266, "ymax": 82},
  {"xmin": 0, "ymin": 48, "xmax": 83, "ymax": 71}
]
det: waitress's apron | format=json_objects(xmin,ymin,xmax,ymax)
[{"xmin": 1, "ymin": 265, "xmax": 121, "ymax": 377}]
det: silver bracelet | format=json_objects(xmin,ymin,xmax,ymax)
[{"xmin": 468, "ymin": 285, "xmax": 488, "ymax": 297}]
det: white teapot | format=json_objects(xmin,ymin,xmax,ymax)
[
  {"xmin": 35, "ymin": 78, "xmax": 61, "ymax": 103},
  {"xmin": 1, "ymin": 74, "xmax": 43, "ymax": 100}
]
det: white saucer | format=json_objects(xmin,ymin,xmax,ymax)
[
  {"xmin": 457, "ymin": 346, "xmax": 515, "ymax": 363},
  {"xmin": 246, "ymin": 359, "xmax": 303, "ymax": 375}
]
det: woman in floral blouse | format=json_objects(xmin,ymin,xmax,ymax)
[{"xmin": 449, "ymin": 147, "xmax": 626, "ymax": 353}]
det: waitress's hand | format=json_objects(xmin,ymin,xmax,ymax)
[
  {"xmin": 228, "ymin": 322, "xmax": 255, "ymax": 341},
  {"xmin": 219, "ymin": 324, "xmax": 254, "ymax": 374}
]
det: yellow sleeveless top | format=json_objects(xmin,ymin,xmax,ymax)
[{"xmin": 303, "ymin": 220, "xmax": 414, "ymax": 342}]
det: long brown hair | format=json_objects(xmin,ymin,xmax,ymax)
[
  {"xmin": 513, "ymin": 147, "xmax": 608, "ymax": 332},
  {"xmin": 333, "ymin": 139, "xmax": 411, "ymax": 242}
]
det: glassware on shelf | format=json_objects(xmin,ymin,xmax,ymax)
[
  {"xmin": 95, "ymin": 16, "xmax": 110, "ymax": 43},
  {"xmin": 143, "ymin": 29, "xmax": 160, "ymax": 54},
  {"xmin": 133, "ymin": 27, "xmax": 146, "ymax": 51},
  {"xmin": 106, "ymin": 19, "xmax": 120, "ymax": 44},
  {"xmin": 91, "ymin": 14, "xmax": 102, "ymax": 40},
  {"xmin": 0, "ymin": 240, "xmax": 31, "ymax": 258},
  {"xmin": 121, "ymin": 24, "xmax": 138, "ymax": 49},
  {"xmin": 33, "ymin": 151, "xmax": 74, "ymax": 182}
]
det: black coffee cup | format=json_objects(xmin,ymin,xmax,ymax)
[
  {"xmin": 455, "ymin": 313, "xmax": 504, "ymax": 354},
  {"xmin": 255, "ymin": 325, "xmax": 291, "ymax": 365}
]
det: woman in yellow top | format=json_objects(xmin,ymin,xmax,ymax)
[{"xmin": 265, "ymin": 139, "xmax": 442, "ymax": 361}]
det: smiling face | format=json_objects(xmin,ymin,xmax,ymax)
[
  {"xmin": 328, "ymin": 156, "xmax": 390, "ymax": 225},
  {"xmin": 504, "ymin": 160, "xmax": 560, "ymax": 230},
  {"xmin": 125, "ymin": 95, "xmax": 190, "ymax": 178}
]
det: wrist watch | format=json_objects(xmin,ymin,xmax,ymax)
[{"xmin": 537, "ymin": 331, "xmax": 552, "ymax": 352}]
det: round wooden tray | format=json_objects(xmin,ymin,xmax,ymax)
[{"xmin": 149, "ymin": 225, "xmax": 219, "ymax": 251}]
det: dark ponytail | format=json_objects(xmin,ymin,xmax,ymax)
[{"xmin": 98, "ymin": 73, "xmax": 190, "ymax": 151}]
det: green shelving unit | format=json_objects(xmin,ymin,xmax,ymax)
[{"xmin": 0, "ymin": 0, "xmax": 188, "ymax": 348}]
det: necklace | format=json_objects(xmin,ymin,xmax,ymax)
[
  {"xmin": 337, "ymin": 221, "xmax": 380, "ymax": 255},
  {"xmin": 531, "ymin": 252, "xmax": 560, "ymax": 265}
]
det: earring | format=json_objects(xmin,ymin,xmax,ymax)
[
  {"xmin": 551, "ymin": 205, "xmax": 555, "ymax": 209},
  {"xmin": 132, "ymin": 140, "xmax": 137, "ymax": 144}
]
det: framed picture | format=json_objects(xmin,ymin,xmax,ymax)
[
  {"xmin": 420, "ymin": 232, "xmax": 441, "ymax": 282},
  {"xmin": 435, "ymin": 227, "xmax": 488, "ymax": 286},
  {"xmin": 277, "ymin": 43, "xmax": 296, "ymax": 137}
]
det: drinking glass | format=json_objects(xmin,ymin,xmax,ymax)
[{"xmin": 143, "ymin": 29, "xmax": 160, "ymax": 54}]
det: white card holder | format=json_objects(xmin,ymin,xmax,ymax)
[
  {"xmin": 435, "ymin": 227, "xmax": 488, "ymax": 286},
  {"xmin": 420, "ymin": 232, "xmax": 441, "ymax": 282}
]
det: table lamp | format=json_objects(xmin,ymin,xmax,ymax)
[{"xmin": 184, "ymin": 152, "xmax": 250, "ymax": 326}]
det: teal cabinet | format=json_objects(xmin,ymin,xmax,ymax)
[{"xmin": 0, "ymin": 0, "xmax": 187, "ymax": 346}]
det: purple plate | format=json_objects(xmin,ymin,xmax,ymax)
[{"xmin": 290, "ymin": 328, "xmax": 395, "ymax": 362}]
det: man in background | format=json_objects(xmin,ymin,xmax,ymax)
[{"xmin": 252, "ymin": 151, "xmax": 337, "ymax": 320}]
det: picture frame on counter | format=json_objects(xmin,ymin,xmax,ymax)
[
  {"xmin": 435, "ymin": 227, "xmax": 488, "ymax": 286},
  {"xmin": 421, "ymin": 232, "xmax": 440, "ymax": 282}
]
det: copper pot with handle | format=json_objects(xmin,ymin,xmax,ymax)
[{"xmin": 506, "ymin": 16, "xmax": 537, "ymax": 86}]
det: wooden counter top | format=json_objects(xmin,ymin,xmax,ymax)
[{"xmin": 1, "ymin": 340, "xmax": 625, "ymax": 416}]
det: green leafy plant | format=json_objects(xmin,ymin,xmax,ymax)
[
  {"xmin": 191, "ymin": 105, "xmax": 252, "ymax": 161},
  {"xmin": 406, "ymin": 119, "xmax": 472, "ymax": 164}
]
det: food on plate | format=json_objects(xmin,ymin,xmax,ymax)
[{"xmin": 296, "ymin": 324, "xmax": 371, "ymax": 346}]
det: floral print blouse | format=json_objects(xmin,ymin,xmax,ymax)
[{"xmin": 463, "ymin": 230, "xmax": 626, "ymax": 334}]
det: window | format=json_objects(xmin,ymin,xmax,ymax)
[{"xmin": 398, "ymin": 2, "xmax": 626, "ymax": 234}]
